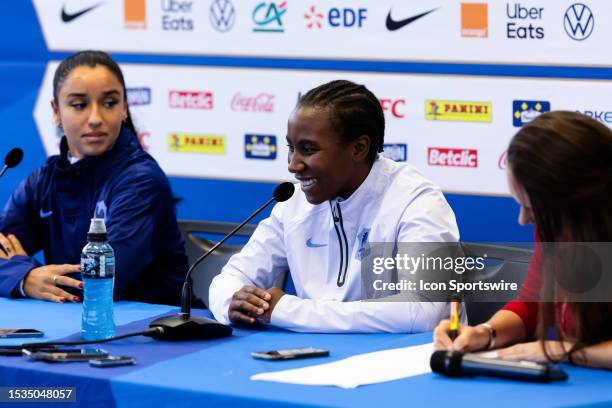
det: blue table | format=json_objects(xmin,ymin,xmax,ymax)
[{"xmin": 1, "ymin": 298, "xmax": 611, "ymax": 407}]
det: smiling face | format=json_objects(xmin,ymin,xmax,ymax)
[
  {"xmin": 51, "ymin": 65, "xmax": 127, "ymax": 159},
  {"xmin": 507, "ymin": 166, "xmax": 534, "ymax": 226},
  {"xmin": 286, "ymin": 106, "xmax": 370, "ymax": 204}
]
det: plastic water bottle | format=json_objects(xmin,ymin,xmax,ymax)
[{"xmin": 81, "ymin": 218, "xmax": 115, "ymax": 340}]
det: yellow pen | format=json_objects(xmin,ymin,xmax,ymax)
[{"xmin": 449, "ymin": 294, "xmax": 460, "ymax": 341}]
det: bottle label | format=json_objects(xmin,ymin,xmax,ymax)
[
  {"xmin": 81, "ymin": 255, "xmax": 115, "ymax": 278},
  {"xmin": 100, "ymin": 255, "xmax": 105, "ymax": 275}
]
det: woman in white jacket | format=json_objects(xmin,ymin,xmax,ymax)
[{"xmin": 209, "ymin": 80, "xmax": 459, "ymax": 333}]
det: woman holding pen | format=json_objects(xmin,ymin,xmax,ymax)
[{"xmin": 434, "ymin": 111, "xmax": 612, "ymax": 370}]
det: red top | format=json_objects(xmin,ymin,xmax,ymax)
[{"xmin": 500, "ymin": 238, "xmax": 572, "ymax": 339}]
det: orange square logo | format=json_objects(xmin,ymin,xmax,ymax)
[
  {"xmin": 461, "ymin": 3, "xmax": 488, "ymax": 38},
  {"xmin": 125, "ymin": 0, "xmax": 146, "ymax": 29}
]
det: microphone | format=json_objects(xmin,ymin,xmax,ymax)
[
  {"xmin": 147, "ymin": 182, "xmax": 296, "ymax": 341},
  {"xmin": 430, "ymin": 350, "xmax": 568, "ymax": 383},
  {"xmin": 0, "ymin": 148, "xmax": 24, "ymax": 179}
]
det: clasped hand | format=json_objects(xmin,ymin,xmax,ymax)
[{"xmin": 228, "ymin": 285, "xmax": 285, "ymax": 325}]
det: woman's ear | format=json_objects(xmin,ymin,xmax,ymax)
[
  {"xmin": 50, "ymin": 100, "xmax": 61, "ymax": 128},
  {"xmin": 352, "ymin": 135, "xmax": 371, "ymax": 162}
]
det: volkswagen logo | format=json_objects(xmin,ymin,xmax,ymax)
[
  {"xmin": 564, "ymin": 3, "xmax": 594, "ymax": 41},
  {"xmin": 210, "ymin": 0, "xmax": 235, "ymax": 32}
]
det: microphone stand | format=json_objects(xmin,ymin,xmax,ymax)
[{"xmin": 148, "ymin": 185, "xmax": 292, "ymax": 341}]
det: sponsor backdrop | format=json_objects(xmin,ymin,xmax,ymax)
[{"xmin": 4, "ymin": 1, "xmax": 612, "ymax": 241}]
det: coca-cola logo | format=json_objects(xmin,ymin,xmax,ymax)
[
  {"xmin": 231, "ymin": 92, "xmax": 275, "ymax": 112},
  {"xmin": 428, "ymin": 147, "xmax": 478, "ymax": 168},
  {"xmin": 169, "ymin": 91, "xmax": 214, "ymax": 109},
  {"xmin": 498, "ymin": 150, "xmax": 507, "ymax": 170}
]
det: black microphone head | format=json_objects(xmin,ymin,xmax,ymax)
[
  {"xmin": 273, "ymin": 182, "xmax": 295, "ymax": 202},
  {"xmin": 5, "ymin": 148, "xmax": 23, "ymax": 169},
  {"xmin": 430, "ymin": 350, "xmax": 464, "ymax": 377}
]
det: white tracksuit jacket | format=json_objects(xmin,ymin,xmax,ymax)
[{"xmin": 209, "ymin": 157, "xmax": 459, "ymax": 332}]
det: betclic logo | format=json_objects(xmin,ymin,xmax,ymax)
[
  {"xmin": 425, "ymin": 100, "xmax": 492, "ymax": 123},
  {"xmin": 428, "ymin": 147, "xmax": 478, "ymax": 168},
  {"xmin": 169, "ymin": 91, "xmax": 213, "ymax": 110},
  {"xmin": 380, "ymin": 99, "xmax": 406, "ymax": 119}
]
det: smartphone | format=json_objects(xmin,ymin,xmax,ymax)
[
  {"xmin": 89, "ymin": 356, "xmax": 135, "ymax": 367},
  {"xmin": 251, "ymin": 347, "xmax": 329, "ymax": 360},
  {"xmin": 22, "ymin": 347, "xmax": 77, "ymax": 357},
  {"xmin": 28, "ymin": 348, "xmax": 108, "ymax": 362},
  {"xmin": 0, "ymin": 329, "xmax": 44, "ymax": 338},
  {"xmin": 0, "ymin": 345, "xmax": 58, "ymax": 357}
]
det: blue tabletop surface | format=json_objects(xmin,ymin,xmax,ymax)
[{"xmin": 1, "ymin": 298, "xmax": 611, "ymax": 408}]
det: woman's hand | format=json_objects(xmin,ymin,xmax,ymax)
[
  {"xmin": 0, "ymin": 233, "xmax": 28, "ymax": 259},
  {"xmin": 496, "ymin": 341, "xmax": 573, "ymax": 363},
  {"xmin": 433, "ymin": 319, "xmax": 491, "ymax": 352},
  {"xmin": 23, "ymin": 264, "xmax": 82, "ymax": 303},
  {"xmin": 258, "ymin": 287, "xmax": 285, "ymax": 324},
  {"xmin": 228, "ymin": 285, "xmax": 271, "ymax": 325}
]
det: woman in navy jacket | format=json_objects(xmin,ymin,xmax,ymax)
[{"xmin": 0, "ymin": 50, "xmax": 187, "ymax": 305}]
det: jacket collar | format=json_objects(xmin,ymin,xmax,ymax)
[
  {"xmin": 56, "ymin": 127, "xmax": 140, "ymax": 180},
  {"xmin": 329, "ymin": 156, "xmax": 388, "ymax": 212}
]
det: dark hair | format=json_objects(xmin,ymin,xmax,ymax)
[
  {"xmin": 53, "ymin": 50, "xmax": 137, "ymax": 136},
  {"xmin": 507, "ymin": 110, "xmax": 612, "ymax": 363},
  {"xmin": 297, "ymin": 80, "xmax": 384, "ymax": 164}
]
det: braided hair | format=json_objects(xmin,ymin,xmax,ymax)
[{"xmin": 298, "ymin": 80, "xmax": 384, "ymax": 164}]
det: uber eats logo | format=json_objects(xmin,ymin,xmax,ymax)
[
  {"xmin": 161, "ymin": 0, "xmax": 194, "ymax": 31},
  {"xmin": 506, "ymin": 2, "xmax": 544, "ymax": 39}
]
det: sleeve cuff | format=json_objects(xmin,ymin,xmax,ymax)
[{"xmin": 270, "ymin": 294, "xmax": 301, "ymax": 327}]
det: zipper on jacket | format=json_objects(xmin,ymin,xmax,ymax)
[{"xmin": 330, "ymin": 199, "xmax": 349, "ymax": 287}]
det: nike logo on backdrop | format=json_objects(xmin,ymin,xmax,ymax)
[
  {"xmin": 306, "ymin": 238, "xmax": 327, "ymax": 248},
  {"xmin": 385, "ymin": 8, "xmax": 438, "ymax": 31},
  {"xmin": 61, "ymin": 2, "xmax": 104, "ymax": 23},
  {"xmin": 39, "ymin": 209, "xmax": 53, "ymax": 219}
]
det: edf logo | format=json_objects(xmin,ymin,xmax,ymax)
[{"xmin": 305, "ymin": 6, "xmax": 367, "ymax": 29}]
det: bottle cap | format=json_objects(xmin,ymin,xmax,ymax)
[
  {"xmin": 87, "ymin": 218, "xmax": 107, "ymax": 241},
  {"xmin": 88, "ymin": 218, "xmax": 107, "ymax": 233}
]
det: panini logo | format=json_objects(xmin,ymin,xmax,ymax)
[
  {"xmin": 168, "ymin": 134, "xmax": 225, "ymax": 154},
  {"xmin": 428, "ymin": 147, "xmax": 478, "ymax": 168},
  {"xmin": 169, "ymin": 91, "xmax": 213, "ymax": 109},
  {"xmin": 425, "ymin": 100, "xmax": 492, "ymax": 122},
  {"xmin": 245, "ymin": 134, "xmax": 277, "ymax": 159},
  {"xmin": 125, "ymin": 0, "xmax": 146, "ymax": 29}
]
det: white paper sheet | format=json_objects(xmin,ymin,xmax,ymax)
[{"xmin": 250, "ymin": 343, "xmax": 433, "ymax": 389}]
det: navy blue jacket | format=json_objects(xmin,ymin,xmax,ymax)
[{"xmin": 0, "ymin": 128, "xmax": 188, "ymax": 305}]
